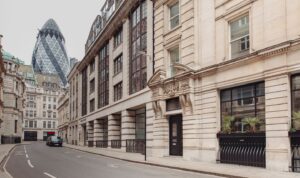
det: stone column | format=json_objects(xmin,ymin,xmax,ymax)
[
  {"xmin": 121, "ymin": 110, "xmax": 136, "ymax": 151},
  {"xmin": 265, "ymin": 75, "xmax": 290, "ymax": 171},
  {"xmin": 108, "ymin": 114, "xmax": 121, "ymax": 147},
  {"xmin": 87, "ymin": 121, "xmax": 94, "ymax": 146},
  {"xmin": 93, "ymin": 119, "xmax": 101, "ymax": 146}
]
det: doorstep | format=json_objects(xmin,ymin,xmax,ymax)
[{"xmin": 64, "ymin": 144, "xmax": 299, "ymax": 178}]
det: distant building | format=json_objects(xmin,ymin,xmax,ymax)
[
  {"xmin": 1, "ymin": 47, "xmax": 25, "ymax": 142},
  {"xmin": 57, "ymin": 89, "xmax": 69, "ymax": 143},
  {"xmin": 32, "ymin": 19, "xmax": 70, "ymax": 86},
  {"xmin": 0, "ymin": 35, "xmax": 5, "ymax": 142},
  {"xmin": 69, "ymin": 57, "xmax": 78, "ymax": 70},
  {"xmin": 19, "ymin": 65, "xmax": 62, "ymax": 141}
]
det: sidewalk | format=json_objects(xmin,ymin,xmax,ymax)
[
  {"xmin": 0, "ymin": 144, "xmax": 16, "ymax": 178},
  {"xmin": 64, "ymin": 144, "xmax": 299, "ymax": 178}
]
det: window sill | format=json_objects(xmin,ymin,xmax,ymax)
[{"xmin": 163, "ymin": 25, "xmax": 181, "ymax": 37}]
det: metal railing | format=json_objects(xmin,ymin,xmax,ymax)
[
  {"xmin": 111, "ymin": 140, "xmax": 121, "ymax": 149},
  {"xmin": 290, "ymin": 131, "xmax": 300, "ymax": 172},
  {"xmin": 1, "ymin": 135, "xmax": 21, "ymax": 144},
  {"xmin": 96, "ymin": 140, "xmax": 108, "ymax": 148},
  {"xmin": 217, "ymin": 132, "xmax": 266, "ymax": 168},
  {"xmin": 88, "ymin": 141, "xmax": 94, "ymax": 147},
  {"xmin": 126, "ymin": 139, "xmax": 145, "ymax": 155}
]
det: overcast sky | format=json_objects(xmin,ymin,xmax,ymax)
[{"xmin": 0, "ymin": 0, "xmax": 104, "ymax": 65}]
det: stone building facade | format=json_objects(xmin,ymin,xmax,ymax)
[
  {"xmin": 21, "ymin": 71, "xmax": 61, "ymax": 141},
  {"xmin": 58, "ymin": 89, "xmax": 69, "ymax": 142},
  {"xmin": 68, "ymin": 0, "xmax": 154, "ymax": 154},
  {"xmin": 1, "ymin": 48, "xmax": 25, "ymax": 139},
  {"xmin": 148, "ymin": 0, "xmax": 300, "ymax": 173},
  {"xmin": 0, "ymin": 35, "xmax": 5, "ymax": 137}
]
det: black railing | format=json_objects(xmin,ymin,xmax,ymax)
[
  {"xmin": 111, "ymin": 140, "xmax": 121, "ymax": 149},
  {"xmin": 289, "ymin": 131, "xmax": 300, "ymax": 172},
  {"xmin": 96, "ymin": 140, "xmax": 108, "ymax": 148},
  {"xmin": 217, "ymin": 132, "xmax": 266, "ymax": 168},
  {"xmin": 126, "ymin": 139, "xmax": 145, "ymax": 154},
  {"xmin": 88, "ymin": 141, "xmax": 94, "ymax": 147},
  {"xmin": 1, "ymin": 135, "xmax": 21, "ymax": 144}
]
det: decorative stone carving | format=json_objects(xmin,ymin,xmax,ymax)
[
  {"xmin": 163, "ymin": 81, "xmax": 179, "ymax": 96},
  {"xmin": 152, "ymin": 100, "xmax": 162, "ymax": 117},
  {"xmin": 179, "ymin": 93, "xmax": 193, "ymax": 115}
]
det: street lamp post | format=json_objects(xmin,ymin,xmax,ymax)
[{"xmin": 138, "ymin": 51, "xmax": 151, "ymax": 161}]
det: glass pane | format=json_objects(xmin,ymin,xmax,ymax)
[
  {"xmin": 230, "ymin": 15, "xmax": 249, "ymax": 40},
  {"xmin": 170, "ymin": 2, "xmax": 179, "ymax": 18},
  {"xmin": 292, "ymin": 75, "xmax": 300, "ymax": 90},
  {"xmin": 256, "ymin": 82, "xmax": 265, "ymax": 96},
  {"xmin": 221, "ymin": 90, "xmax": 231, "ymax": 102},
  {"xmin": 172, "ymin": 123, "xmax": 177, "ymax": 137},
  {"xmin": 231, "ymin": 36, "xmax": 250, "ymax": 58},
  {"xmin": 232, "ymin": 85, "xmax": 254, "ymax": 100},
  {"xmin": 170, "ymin": 47, "xmax": 179, "ymax": 63},
  {"xmin": 170, "ymin": 16, "xmax": 179, "ymax": 29},
  {"xmin": 292, "ymin": 90, "xmax": 300, "ymax": 112}
]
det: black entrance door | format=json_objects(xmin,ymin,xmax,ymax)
[
  {"xmin": 169, "ymin": 115, "xmax": 182, "ymax": 156},
  {"xmin": 24, "ymin": 131, "xmax": 37, "ymax": 141}
]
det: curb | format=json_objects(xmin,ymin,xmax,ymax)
[
  {"xmin": 64, "ymin": 145, "xmax": 245, "ymax": 178},
  {"xmin": 0, "ymin": 144, "xmax": 17, "ymax": 170}
]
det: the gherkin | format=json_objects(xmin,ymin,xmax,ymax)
[{"xmin": 32, "ymin": 19, "xmax": 70, "ymax": 86}]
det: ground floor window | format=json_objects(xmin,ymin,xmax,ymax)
[
  {"xmin": 220, "ymin": 82, "xmax": 265, "ymax": 133},
  {"xmin": 135, "ymin": 108, "xmax": 146, "ymax": 139}
]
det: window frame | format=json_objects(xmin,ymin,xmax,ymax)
[
  {"xmin": 113, "ymin": 54, "xmax": 123, "ymax": 75},
  {"xmin": 114, "ymin": 82, "xmax": 123, "ymax": 102},
  {"xmin": 229, "ymin": 14, "xmax": 250, "ymax": 59},
  {"xmin": 169, "ymin": 1, "xmax": 180, "ymax": 30},
  {"xmin": 220, "ymin": 82, "xmax": 265, "ymax": 133}
]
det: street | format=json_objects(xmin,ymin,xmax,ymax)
[{"xmin": 5, "ymin": 142, "xmax": 223, "ymax": 178}]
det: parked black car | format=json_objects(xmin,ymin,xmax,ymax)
[{"xmin": 46, "ymin": 136, "xmax": 63, "ymax": 147}]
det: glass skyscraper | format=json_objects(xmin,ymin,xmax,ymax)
[{"xmin": 32, "ymin": 19, "xmax": 70, "ymax": 86}]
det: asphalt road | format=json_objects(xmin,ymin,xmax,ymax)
[{"xmin": 5, "ymin": 142, "xmax": 223, "ymax": 178}]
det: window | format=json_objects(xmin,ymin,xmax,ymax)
[
  {"xmin": 26, "ymin": 111, "xmax": 29, "ymax": 117},
  {"xmin": 90, "ymin": 99, "xmax": 95, "ymax": 112},
  {"xmin": 230, "ymin": 15, "xmax": 249, "ymax": 59},
  {"xmin": 98, "ymin": 43, "xmax": 109, "ymax": 108},
  {"xmin": 34, "ymin": 121, "xmax": 37, "ymax": 128},
  {"xmin": 220, "ymin": 82, "xmax": 265, "ymax": 133},
  {"xmin": 169, "ymin": 46, "xmax": 179, "ymax": 77},
  {"xmin": 15, "ymin": 120, "xmax": 17, "ymax": 133},
  {"xmin": 53, "ymin": 97, "xmax": 56, "ymax": 102},
  {"xmin": 48, "ymin": 112, "xmax": 51, "ymax": 118},
  {"xmin": 130, "ymin": 1, "xmax": 147, "ymax": 94},
  {"xmin": 34, "ymin": 111, "xmax": 37, "ymax": 117},
  {"xmin": 291, "ymin": 75, "xmax": 300, "ymax": 130},
  {"xmin": 114, "ymin": 54, "xmax": 123, "ymax": 75},
  {"xmin": 53, "ymin": 121, "xmax": 56, "ymax": 128},
  {"xmin": 25, "ymin": 120, "xmax": 28, "ymax": 128},
  {"xmin": 43, "ymin": 104, "xmax": 46, "ymax": 109},
  {"xmin": 43, "ymin": 96, "xmax": 46, "ymax": 102},
  {"xmin": 43, "ymin": 121, "xmax": 46, "ymax": 128},
  {"xmin": 114, "ymin": 27, "xmax": 123, "ymax": 48},
  {"xmin": 114, "ymin": 82, "xmax": 123, "ymax": 101},
  {"xmin": 48, "ymin": 104, "xmax": 51, "ymax": 109},
  {"xmin": 90, "ymin": 59, "xmax": 95, "ymax": 74},
  {"xmin": 48, "ymin": 97, "xmax": 51, "ymax": 102},
  {"xmin": 29, "ymin": 111, "xmax": 33, "ymax": 117},
  {"xmin": 47, "ymin": 121, "xmax": 51, "ymax": 128},
  {"xmin": 53, "ymin": 105, "xmax": 56, "ymax": 109},
  {"xmin": 90, "ymin": 78, "xmax": 95, "ymax": 94},
  {"xmin": 169, "ymin": 2, "xmax": 179, "ymax": 29},
  {"xmin": 135, "ymin": 108, "xmax": 146, "ymax": 139},
  {"xmin": 29, "ymin": 120, "xmax": 33, "ymax": 128},
  {"xmin": 43, "ymin": 111, "xmax": 46, "ymax": 117},
  {"xmin": 53, "ymin": 112, "xmax": 56, "ymax": 118},
  {"xmin": 82, "ymin": 67, "xmax": 88, "ymax": 116}
]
